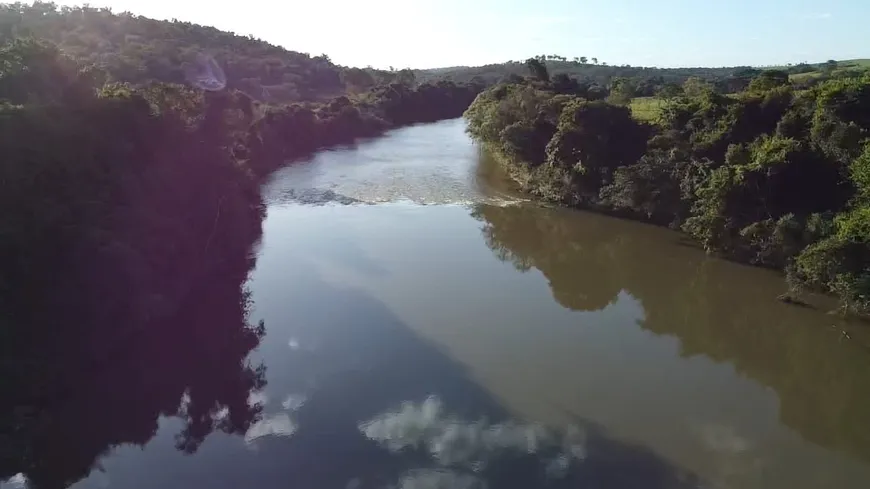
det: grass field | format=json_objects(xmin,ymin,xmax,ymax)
[
  {"xmin": 629, "ymin": 60, "xmax": 870, "ymax": 123},
  {"xmin": 630, "ymin": 97, "xmax": 665, "ymax": 122},
  {"xmin": 841, "ymin": 59, "xmax": 870, "ymax": 67},
  {"xmin": 787, "ymin": 59, "xmax": 870, "ymax": 82}
]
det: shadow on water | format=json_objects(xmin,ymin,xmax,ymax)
[
  {"xmin": 0, "ymin": 198, "xmax": 705, "ymax": 488},
  {"xmin": 246, "ymin": 262, "xmax": 702, "ymax": 489},
  {"xmin": 0, "ymin": 154, "xmax": 268, "ymax": 488},
  {"xmin": 472, "ymin": 202, "xmax": 870, "ymax": 465}
]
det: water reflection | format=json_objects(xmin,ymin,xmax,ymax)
[
  {"xmin": 360, "ymin": 397, "xmax": 588, "ymax": 479},
  {"xmin": 359, "ymin": 397, "xmax": 701, "ymax": 489},
  {"xmin": 472, "ymin": 202, "xmax": 870, "ymax": 465},
  {"xmin": 8, "ymin": 112, "xmax": 870, "ymax": 489},
  {"xmin": 0, "ymin": 169, "xmax": 267, "ymax": 488},
  {"xmin": 242, "ymin": 244, "xmax": 702, "ymax": 489}
]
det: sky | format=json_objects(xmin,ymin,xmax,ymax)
[{"xmin": 54, "ymin": 0, "xmax": 870, "ymax": 69}]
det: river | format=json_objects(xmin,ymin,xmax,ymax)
[{"xmin": 5, "ymin": 118, "xmax": 870, "ymax": 489}]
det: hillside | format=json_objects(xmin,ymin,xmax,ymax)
[
  {"xmin": 0, "ymin": 2, "xmax": 401, "ymax": 103},
  {"xmin": 785, "ymin": 59, "xmax": 870, "ymax": 83},
  {"xmin": 416, "ymin": 59, "xmax": 745, "ymax": 90},
  {"xmin": 417, "ymin": 57, "xmax": 870, "ymax": 96}
]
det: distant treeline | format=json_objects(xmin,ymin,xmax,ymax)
[
  {"xmin": 465, "ymin": 59, "xmax": 870, "ymax": 315},
  {"xmin": 420, "ymin": 54, "xmax": 870, "ymax": 99}
]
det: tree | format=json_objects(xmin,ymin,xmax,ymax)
[
  {"xmin": 0, "ymin": 37, "xmax": 99, "ymax": 105},
  {"xmin": 592, "ymin": 57, "xmax": 598, "ymax": 65},
  {"xmin": 733, "ymin": 67, "xmax": 762, "ymax": 79},
  {"xmin": 549, "ymin": 99, "xmax": 647, "ymax": 172},
  {"xmin": 0, "ymin": 2, "xmax": 350, "ymax": 104},
  {"xmin": 747, "ymin": 70, "xmax": 790, "ymax": 92},
  {"xmin": 607, "ymin": 77, "xmax": 636, "ymax": 105},
  {"xmin": 580, "ymin": 56, "xmax": 588, "ymax": 64},
  {"xmin": 525, "ymin": 57, "xmax": 550, "ymax": 82},
  {"xmin": 683, "ymin": 76, "xmax": 713, "ymax": 97},
  {"xmin": 396, "ymin": 68, "xmax": 416, "ymax": 86},
  {"xmin": 340, "ymin": 67, "xmax": 375, "ymax": 91},
  {"xmin": 551, "ymin": 73, "xmax": 582, "ymax": 94},
  {"xmin": 502, "ymin": 73, "xmax": 525, "ymax": 84},
  {"xmin": 823, "ymin": 59, "xmax": 839, "ymax": 73},
  {"xmin": 462, "ymin": 55, "xmax": 870, "ymax": 317},
  {"xmin": 790, "ymin": 63, "xmax": 814, "ymax": 74},
  {"xmin": 656, "ymin": 82, "xmax": 683, "ymax": 100}
]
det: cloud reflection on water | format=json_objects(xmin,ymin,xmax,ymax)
[{"xmin": 359, "ymin": 396, "xmax": 587, "ymax": 488}]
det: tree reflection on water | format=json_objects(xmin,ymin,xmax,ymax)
[
  {"xmin": 472, "ymin": 202, "xmax": 870, "ymax": 466},
  {"xmin": 0, "ymin": 159, "xmax": 267, "ymax": 489}
]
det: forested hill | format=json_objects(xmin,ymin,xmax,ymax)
[
  {"xmin": 0, "ymin": 2, "xmax": 407, "ymax": 103},
  {"xmin": 416, "ymin": 58, "xmax": 745, "ymax": 89}
]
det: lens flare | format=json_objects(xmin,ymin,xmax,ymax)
[{"xmin": 184, "ymin": 53, "xmax": 226, "ymax": 91}]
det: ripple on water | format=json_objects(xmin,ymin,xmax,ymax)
[
  {"xmin": 264, "ymin": 185, "xmax": 528, "ymax": 208},
  {"xmin": 261, "ymin": 119, "xmax": 526, "ymax": 208}
]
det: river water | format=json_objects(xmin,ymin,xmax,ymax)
[{"xmin": 6, "ymin": 118, "xmax": 870, "ymax": 489}]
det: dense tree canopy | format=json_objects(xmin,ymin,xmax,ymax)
[
  {"xmin": 0, "ymin": 1, "xmax": 425, "ymax": 103},
  {"xmin": 0, "ymin": 35, "xmax": 270, "ymax": 488},
  {"xmin": 465, "ymin": 68, "xmax": 870, "ymax": 315},
  {"xmin": 419, "ymin": 56, "xmax": 756, "ymax": 96}
]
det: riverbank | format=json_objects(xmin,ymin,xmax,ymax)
[
  {"xmin": 4, "ymin": 106, "xmax": 870, "ymax": 489},
  {"xmin": 0, "ymin": 42, "xmax": 480, "ymax": 486},
  {"xmin": 247, "ymin": 82, "xmax": 481, "ymax": 177},
  {"xmin": 464, "ymin": 76, "xmax": 870, "ymax": 316}
]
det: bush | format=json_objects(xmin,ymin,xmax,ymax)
[{"xmin": 465, "ymin": 68, "xmax": 870, "ymax": 316}]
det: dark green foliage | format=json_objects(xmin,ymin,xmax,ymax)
[
  {"xmin": 0, "ymin": 50, "xmax": 271, "ymax": 487},
  {"xmin": 852, "ymin": 143, "xmax": 870, "ymax": 199},
  {"xmin": 606, "ymin": 77, "xmax": 636, "ymax": 105},
  {"xmin": 789, "ymin": 63, "xmax": 816, "ymax": 75},
  {"xmin": 656, "ymin": 82, "xmax": 683, "ymax": 100},
  {"xmin": 0, "ymin": 2, "xmax": 405, "ymax": 103},
  {"xmin": 550, "ymin": 73, "xmax": 584, "ymax": 95},
  {"xmin": 418, "ymin": 57, "xmax": 753, "ymax": 95},
  {"xmin": 525, "ymin": 57, "xmax": 549, "ymax": 82},
  {"xmin": 599, "ymin": 151, "xmax": 704, "ymax": 225},
  {"xmin": 501, "ymin": 119, "xmax": 555, "ymax": 166},
  {"xmin": 0, "ymin": 26, "xmax": 478, "ymax": 300},
  {"xmin": 242, "ymin": 79, "xmax": 479, "ymax": 171},
  {"xmin": 545, "ymin": 100, "xmax": 649, "ymax": 201},
  {"xmin": 364, "ymin": 80, "xmax": 481, "ymax": 126},
  {"xmin": 466, "ymin": 70, "xmax": 870, "ymax": 315},
  {"xmin": 0, "ymin": 16, "xmax": 486, "ymax": 484},
  {"xmin": 747, "ymin": 70, "xmax": 790, "ymax": 92}
]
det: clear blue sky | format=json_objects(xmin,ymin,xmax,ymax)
[{"xmin": 56, "ymin": 0, "xmax": 870, "ymax": 69}]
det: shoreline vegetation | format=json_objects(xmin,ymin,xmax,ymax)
[
  {"xmin": 0, "ymin": 5, "xmax": 479, "ymax": 485},
  {"xmin": 0, "ymin": 2, "xmax": 869, "ymax": 485},
  {"xmin": 464, "ymin": 58, "xmax": 870, "ymax": 317}
]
